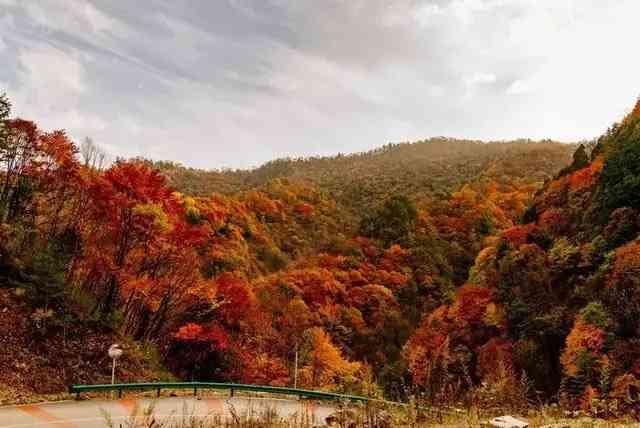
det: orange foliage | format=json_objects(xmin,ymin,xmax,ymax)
[
  {"xmin": 450, "ymin": 284, "xmax": 494, "ymax": 328},
  {"xmin": 472, "ymin": 246, "xmax": 500, "ymax": 288},
  {"xmin": 347, "ymin": 284, "xmax": 397, "ymax": 329},
  {"xmin": 294, "ymin": 202, "xmax": 314, "ymax": 217},
  {"xmin": 610, "ymin": 374, "xmax": 640, "ymax": 404},
  {"xmin": 174, "ymin": 322, "xmax": 230, "ymax": 350},
  {"xmin": 403, "ymin": 306, "xmax": 452, "ymax": 389},
  {"xmin": 214, "ymin": 273, "xmax": 254, "ymax": 326},
  {"xmin": 580, "ymin": 385, "xmax": 599, "ymax": 412},
  {"xmin": 609, "ymin": 241, "xmax": 640, "ymax": 288},
  {"xmin": 560, "ymin": 319, "xmax": 606, "ymax": 377},
  {"xmin": 379, "ymin": 244, "xmax": 409, "ymax": 271},
  {"xmin": 544, "ymin": 176, "xmax": 570, "ymax": 206},
  {"xmin": 405, "ymin": 283, "xmax": 504, "ymax": 389},
  {"xmin": 539, "ymin": 208, "xmax": 568, "ymax": 236},
  {"xmin": 502, "ymin": 224, "xmax": 535, "ymax": 247},
  {"xmin": 569, "ymin": 157, "xmax": 604, "ymax": 193},
  {"xmin": 298, "ymin": 327, "xmax": 364, "ymax": 390},
  {"xmin": 243, "ymin": 191, "xmax": 283, "ymax": 220},
  {"xmin": 238, "ymin": 352, "xmax": 290, "ymax": 386},
  {"xmin": 477, "ymin": 338, "xmax": 514, "ymax": 380},
  {"xmin": 0, "ymin": 102, "xmax": 579, "ymax": 395}
]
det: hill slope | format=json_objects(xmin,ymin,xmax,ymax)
[
  {"xmin": 0, "ymin": 90, "xmax": 580, "ymax": 404},
  {"xmin": 155, "ymin": 138, "xmax": 575, "ymax": 215},
  {"xmin": 404, "ymin": 99, "xmax": 640, "ymax": 414},
  {"xmin": 0, "ymin": 288, "xmax": 170, "ymax": 404}
]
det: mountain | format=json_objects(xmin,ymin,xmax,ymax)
[
  {"xmin": 404, "ymin": 99, "xmax": 640, "ymax": 414},
  {"xmin": 155, "ymin": 138, "xmax": 575, "ymax": 215},
  {"xmin": 0, "ymin": 90, "xmax": 584, "ymax": 406}
]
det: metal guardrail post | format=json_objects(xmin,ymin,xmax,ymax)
[
  {"xmin": 118, "ymin": 388, "xmax": 122, "ymax": 399},
  {"xmin": 156, "ymin": 388, "xmax": 161, "ymax": 398},
  {"xmin": 230, "ymin": 388, "xmax": 234, "ymax": 397}
]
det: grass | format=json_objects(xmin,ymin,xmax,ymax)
[
  {"xmin": 100, "ymin": 399, "xmax": 640, "ymax": 428},
  {"xmin": 102, "ymin": 401, "xmax": 320, "ymax": 428}
]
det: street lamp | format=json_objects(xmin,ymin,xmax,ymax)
[{"xmin": 108, "ymin": 344, "xmax": 123, "ymax": 386}]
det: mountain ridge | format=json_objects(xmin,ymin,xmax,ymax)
[{"xmin": 154, "ymin": 137, "xmax": 577, "ymax": 215}]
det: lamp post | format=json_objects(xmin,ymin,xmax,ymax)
[
  {"xmin": 294, "ymin": 341, "xmax": 299, "ymax": 389},
  {"xmin": 108, "ymin": 344, "xmax": 123, "ymax": 386}
]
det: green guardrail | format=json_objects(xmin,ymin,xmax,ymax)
[
  {"xmin": 68, "ymin": 382, "xmax": 374, "ymax": 403},
  {"xmin": 68, "ymin": 382, "xmax": 466, "ymax": 417}
]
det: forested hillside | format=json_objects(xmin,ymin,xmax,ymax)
[
  {"xmin": 155, "ymin": 138, "xmax": 574, "ymax": 216},
  {"xmin": 404, "ymin": 98, "xmax": 640, "ymax": 415},
  {"xmin": 0, "ymin": 90, "xmax": 585, "ymax": 406}
]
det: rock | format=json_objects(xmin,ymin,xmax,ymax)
[{"xmin": 487, "ymin": 415, "xmax": 529, "ymax": 428}]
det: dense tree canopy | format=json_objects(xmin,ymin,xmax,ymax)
[
  {"xmin": 401, "ymin": 98, "xmax": 640, "ymax": 414},
  {"xmin": 9, "ymin": 90, "xmax": 619, "ymax": 405}
]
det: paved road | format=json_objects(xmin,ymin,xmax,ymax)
[{"xmin": 0, "ymin": 396, "xmax": 335, "ymax": 427}]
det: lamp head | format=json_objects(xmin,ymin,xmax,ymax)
[{"xmin": 108, "ymin": 343, "xmax": 123, "ymax": 359}]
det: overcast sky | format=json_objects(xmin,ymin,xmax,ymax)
[{"xmin": 1, "ymin": 0, "xmax": 639, "ymax": 168}]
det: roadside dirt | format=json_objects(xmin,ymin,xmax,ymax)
[{"xmin": 0, "ymin": 288, "xmax": 170, "ymax": 405}]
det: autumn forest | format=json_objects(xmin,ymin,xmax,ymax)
[{"xmin": 4, "ymin": 91, "xmax": 640, "ymax": 415}]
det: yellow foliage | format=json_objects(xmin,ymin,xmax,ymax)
[
  {"xmin": 133, "ymin": 203, "xmax": 171, "ymax": 232},
  {"xmin": 298, "ymin": 327, "xmax": 364, "ymax": 392}
]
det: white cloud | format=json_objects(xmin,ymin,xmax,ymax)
[
  {"xmin": 17, "ymin": 46, "xmax": 86, "ymax": 101},
  {"xmin": 450, "ymin": 0, "xmax": 486, "ymax": 25},
  {"xmin": 82, "ymin": 2, "xmax": 118, "ymax": 33},
  {"xmin": 465, "ymin": 73, "xmax": 497, "ymax": 86},
  {"xmin": 9, "ymin": 44, "xmax": 105, "ymax": 138},
  {"xmin": 414, "ymin": 4, "xmax": 445, "ymax": 26},
  {"xmin": 61, "ymin": 109, "xmax": 106, "ymax": 132},
  {"xmin": 409, "ymin": 0, "xmax": 640, "ymax": 142},
  {"xmin": 23, "ymin": 0, "xmax": 119, "ymax": 35},
  {"xmin": 507, "ymin": 79, "xmax": 532, "ymax": 95},
  {"xmin": 496, "ymin": 0, "xmax": 640, "ymax": 139}
]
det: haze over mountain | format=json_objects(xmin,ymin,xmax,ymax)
[{"xmin": 155, "ymin": 137, "xmax": 575, "ymax": 215}]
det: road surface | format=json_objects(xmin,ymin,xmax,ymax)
[{"xmin": 0, "ymin": 396, "xmax": 335, "ymax": 427}]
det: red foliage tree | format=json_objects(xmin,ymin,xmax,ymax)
[
  {"xmin": 502, "ymin": 224, "xmax": 536, "ymax": 247},
  {"xmin": 539, "ymin": 208, "xmax": 568, "ymax": 236}
]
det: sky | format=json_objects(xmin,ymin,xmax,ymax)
[{"xmin": 1, "ymin": 0, "xmax": 639, "ymax": 169}]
